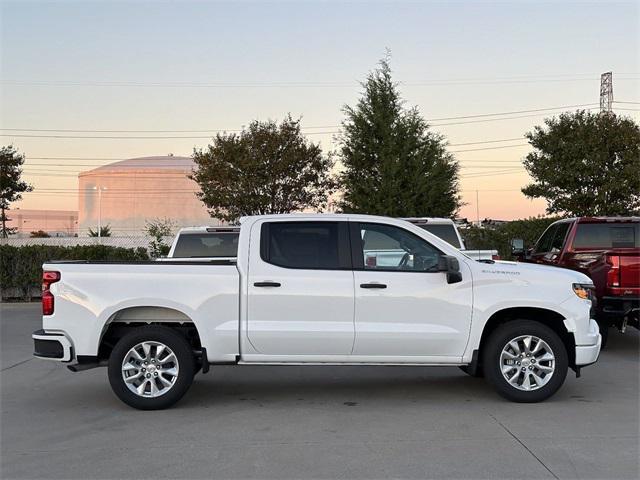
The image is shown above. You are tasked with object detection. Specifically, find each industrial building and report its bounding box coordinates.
[78,156,215,236]
[4,209,78,237]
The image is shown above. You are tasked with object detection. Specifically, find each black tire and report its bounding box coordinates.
[483,320,568,403]
[108,325,196,410]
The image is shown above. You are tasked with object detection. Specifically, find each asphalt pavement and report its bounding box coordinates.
[1,302,638,479]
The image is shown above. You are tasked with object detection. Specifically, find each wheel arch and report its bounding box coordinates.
[98,306,203,362]
[476,307,576,370]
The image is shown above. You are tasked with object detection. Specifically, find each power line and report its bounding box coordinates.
[3,74,639,88]
[22,156,525,163]
[0,103,599,135]
[0,125,338,134]
[0,131,340,139]
[22,162,524,169]
[428,104,596,121]
[451,143,529,153]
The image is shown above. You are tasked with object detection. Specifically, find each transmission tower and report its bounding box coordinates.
[600,72,613,113]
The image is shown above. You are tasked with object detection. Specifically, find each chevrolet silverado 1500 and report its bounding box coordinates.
[33,214,601,409]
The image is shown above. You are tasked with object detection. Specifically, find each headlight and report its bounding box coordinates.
[573,283,595,300]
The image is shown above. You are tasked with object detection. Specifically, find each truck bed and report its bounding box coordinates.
[42,261,241,362]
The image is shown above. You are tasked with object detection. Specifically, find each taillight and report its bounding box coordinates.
[491,254,501,261]
[606,255,621,287]
[42,271,60,316]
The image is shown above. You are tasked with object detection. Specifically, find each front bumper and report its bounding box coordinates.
[574,319,602,366]
[32,329,74,362]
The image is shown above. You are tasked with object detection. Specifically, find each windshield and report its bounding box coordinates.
[416,224,462,248]
[172,232,239,258]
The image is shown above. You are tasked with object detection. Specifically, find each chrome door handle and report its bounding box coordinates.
[254,281,281,287]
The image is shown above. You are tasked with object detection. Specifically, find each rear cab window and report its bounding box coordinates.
[172,232,239,258]
[415,224,462,249]
[573,223,639,249]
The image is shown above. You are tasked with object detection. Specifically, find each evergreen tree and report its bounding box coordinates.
[338,57,461,217]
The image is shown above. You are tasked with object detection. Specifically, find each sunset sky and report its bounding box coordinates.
[1,0,638,221]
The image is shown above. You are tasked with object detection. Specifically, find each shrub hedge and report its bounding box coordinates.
[461,217,560,259]
[0,244,149,300]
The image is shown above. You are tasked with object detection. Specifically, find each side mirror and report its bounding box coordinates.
[438,255,463,284]
[511,238,526,260]
[511,238,524,253]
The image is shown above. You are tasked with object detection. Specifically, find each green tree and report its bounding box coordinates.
[145,217,176,258]
[88,225,111,237]
[191,116,335,223]
[0,146,33,237]
[522,110,640,216]
[338,57,461,217]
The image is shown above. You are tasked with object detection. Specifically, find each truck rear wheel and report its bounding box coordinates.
[108,326,195,410]
[483,320,568,403]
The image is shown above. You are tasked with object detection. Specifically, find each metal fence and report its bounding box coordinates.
[0,235,175,250]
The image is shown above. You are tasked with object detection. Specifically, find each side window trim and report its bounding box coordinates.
[350,221,444,273]
[259,221,352,271]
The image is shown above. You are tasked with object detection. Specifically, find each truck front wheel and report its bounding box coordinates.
[108,326,195,410]
[483,320,568,403]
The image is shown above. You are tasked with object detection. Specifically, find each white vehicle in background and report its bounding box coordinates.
[404,218,500,261]
[164,219,498,262]
[161,226,239,261]
[34,214,600,410]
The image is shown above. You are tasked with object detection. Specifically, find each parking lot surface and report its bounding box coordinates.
[1,302,638,479]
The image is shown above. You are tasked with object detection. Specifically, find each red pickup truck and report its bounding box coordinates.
[513,217,640,344]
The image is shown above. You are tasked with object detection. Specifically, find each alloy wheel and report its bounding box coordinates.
[499,335,555,391]
[121,341,180,398]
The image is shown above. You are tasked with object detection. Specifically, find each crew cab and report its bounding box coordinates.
[513,217,639,343]
[33,214,601,410]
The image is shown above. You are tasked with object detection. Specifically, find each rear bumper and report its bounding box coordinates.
[599,296,640,318]
[32,329,74,362]
[574,319,602,366]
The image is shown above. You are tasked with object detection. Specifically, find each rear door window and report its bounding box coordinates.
[260,221,351,270]
[173,232,239,257]
[573,223,639,249]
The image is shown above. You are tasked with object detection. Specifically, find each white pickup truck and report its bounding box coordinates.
[33,214,601,410]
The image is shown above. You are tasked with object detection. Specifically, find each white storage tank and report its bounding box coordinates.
[78,156,215,236]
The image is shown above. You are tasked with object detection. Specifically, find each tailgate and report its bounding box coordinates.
[619,253,640,288]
